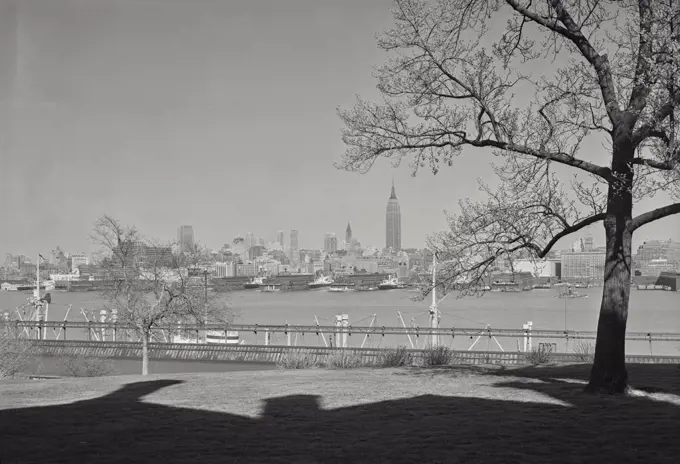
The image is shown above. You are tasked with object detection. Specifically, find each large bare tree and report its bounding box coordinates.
[91,215,233,375]
[337,0,680,393]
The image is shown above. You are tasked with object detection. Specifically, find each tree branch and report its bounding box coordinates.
[630,202,680,231]
[530,212,606,258]
[627,0,654,115]
[372,135,611,179]
[632,93,680,146]
[504,0,622,124]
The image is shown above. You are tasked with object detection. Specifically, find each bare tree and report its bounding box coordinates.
[91,215,233,375]
[337,0,680,393]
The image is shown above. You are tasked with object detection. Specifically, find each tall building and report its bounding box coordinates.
[583,236,594,252]
[277,230,285,249]
[324,233,338,253]
[385,180,402,251]
[177,225,194,253]
[245,232,255,249]
[289,230,299,264]
[345,222,352,243]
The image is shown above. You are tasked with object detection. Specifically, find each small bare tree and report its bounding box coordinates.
[337,0,680,393]
[91,215,233,375]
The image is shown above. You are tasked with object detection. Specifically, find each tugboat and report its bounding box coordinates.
[244,276,264,289]
[378,275,401,290]
[260,282,281,293]
[308,275,334,289]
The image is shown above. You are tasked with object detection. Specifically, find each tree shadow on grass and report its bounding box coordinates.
[1,371,680,464]
[397,363,680,394]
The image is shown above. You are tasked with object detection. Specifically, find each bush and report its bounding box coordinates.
[572,341,595,362]
[0,335,37,379]
[326,349,365,369]
[276,351,322,369]
[422,345,454,367]
[377,346,413,367]
[56,354,115,377]
[526,346,554,365]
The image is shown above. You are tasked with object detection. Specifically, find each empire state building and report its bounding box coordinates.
[385,180,402,250]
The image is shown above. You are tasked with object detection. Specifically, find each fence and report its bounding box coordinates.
[4,320,680,356]
[25,340,680,366]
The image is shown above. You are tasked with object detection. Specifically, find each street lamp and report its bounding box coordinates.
[203,269,209,343]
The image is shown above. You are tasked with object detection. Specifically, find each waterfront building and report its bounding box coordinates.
[560,251,606,282]
[213,261,236,278]
[509,258,556,278]
[385,180,402,251]
[634,239,680,275]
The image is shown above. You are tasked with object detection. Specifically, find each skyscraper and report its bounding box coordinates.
[177,225,194,253]
[345,222,352,243]
[289,230,299,264]
[277,230,285,249]
[324,233,338,253]
[245,232,255,249]
[385,180,402,251]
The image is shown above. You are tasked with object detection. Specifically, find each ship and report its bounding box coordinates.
[328,282,356,292]
[259,283,281,293]
[378,275,401,290]
[244,276,264,289]
[308,275,334,289]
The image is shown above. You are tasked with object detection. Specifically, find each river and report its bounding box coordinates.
[2,287,679,355]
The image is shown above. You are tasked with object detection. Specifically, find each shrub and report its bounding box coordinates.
[56,354,115,377]
[526,346,554,365]
[572,341,595,363]
[377,346,413,367]
[326,349,365,369]
[422,345,454,367]
[276,351,322,369]
[0,335,37,379]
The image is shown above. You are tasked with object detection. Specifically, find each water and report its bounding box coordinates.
[2,288,679,354]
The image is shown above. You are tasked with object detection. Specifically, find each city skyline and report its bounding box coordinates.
[2,0,680,259]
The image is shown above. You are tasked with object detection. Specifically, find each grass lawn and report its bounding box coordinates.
[1,363,679,463]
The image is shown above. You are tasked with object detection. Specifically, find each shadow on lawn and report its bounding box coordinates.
[1,366,680,464]
[398,363,680,395]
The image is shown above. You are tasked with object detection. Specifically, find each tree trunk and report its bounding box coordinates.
[141,330,150,376]
[586,139,634,394]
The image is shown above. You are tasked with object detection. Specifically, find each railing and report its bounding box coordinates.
[5,320,680,341]
[3,320,680,356]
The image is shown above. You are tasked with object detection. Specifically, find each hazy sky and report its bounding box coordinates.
[1,0,679,258]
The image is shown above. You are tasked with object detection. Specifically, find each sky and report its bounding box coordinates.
[1,0,679,258]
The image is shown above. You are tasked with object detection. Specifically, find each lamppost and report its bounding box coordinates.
[203,269,209,343]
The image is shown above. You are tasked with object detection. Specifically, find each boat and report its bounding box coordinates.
[328,283,356,292]
[244,277,264,289]
[259,283,281,293]
[555,285,588,299]
[378,275,401,290]
[532,283,552,289]
[356,285,378,291]
[308,275,334,289]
